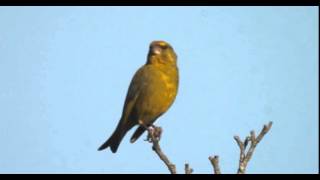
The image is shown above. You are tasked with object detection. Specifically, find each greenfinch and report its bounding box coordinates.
[98,40,179,153]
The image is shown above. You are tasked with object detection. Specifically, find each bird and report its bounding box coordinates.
[98,40,179,153]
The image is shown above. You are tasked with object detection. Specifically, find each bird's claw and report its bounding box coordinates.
[145,125,162,142]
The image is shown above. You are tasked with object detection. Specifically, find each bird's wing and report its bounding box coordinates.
[120,66,148,122]
[120,65,167,126]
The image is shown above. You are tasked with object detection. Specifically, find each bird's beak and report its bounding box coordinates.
[151,46,162,55]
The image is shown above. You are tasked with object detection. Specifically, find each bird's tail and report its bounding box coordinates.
[130,126,147,143]
[98,121,127,153]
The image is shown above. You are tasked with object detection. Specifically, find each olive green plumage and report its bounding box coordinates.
[98,41,179,153]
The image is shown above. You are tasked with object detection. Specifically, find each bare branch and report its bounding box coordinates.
[250,131,256,142]
[209,155,221,174]
[208,121,273,174]
[235,121,273,174]
[145,122,272,174]
[146,126,177,174]
[234,136,245,162]
[185,163,194,174]
[255,121,273,144]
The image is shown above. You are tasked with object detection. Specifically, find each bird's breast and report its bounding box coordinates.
[132,65,178,122]
[156,67,179,111]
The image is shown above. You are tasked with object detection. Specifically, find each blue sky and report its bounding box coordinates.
[0,6,318,174]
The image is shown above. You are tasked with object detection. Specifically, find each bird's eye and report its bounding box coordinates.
[161,45,168,49]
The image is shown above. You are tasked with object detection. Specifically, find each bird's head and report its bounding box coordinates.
[147,40,177,66]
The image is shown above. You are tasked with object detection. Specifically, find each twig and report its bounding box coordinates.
[185,163,193,174]
[234,121,273,174]
[145,122,272,174]
[209,155,221,174]
[208,121,273,174]
[146,126,177,174]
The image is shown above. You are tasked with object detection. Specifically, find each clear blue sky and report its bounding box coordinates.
[0,6,318,174]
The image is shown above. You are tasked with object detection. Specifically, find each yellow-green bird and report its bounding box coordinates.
[98,40,179,153]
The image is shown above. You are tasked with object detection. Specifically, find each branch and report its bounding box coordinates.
[145,122,272,174]
[146,126,177,174]
[208,121,273,174]
[184,163,194,174]
[208,155,221,174]
[234,121,273,174]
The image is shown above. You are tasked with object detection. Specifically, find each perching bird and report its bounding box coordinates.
[98,40,179,153]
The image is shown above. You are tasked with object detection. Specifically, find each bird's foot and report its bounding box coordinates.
[146,125,162,142]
